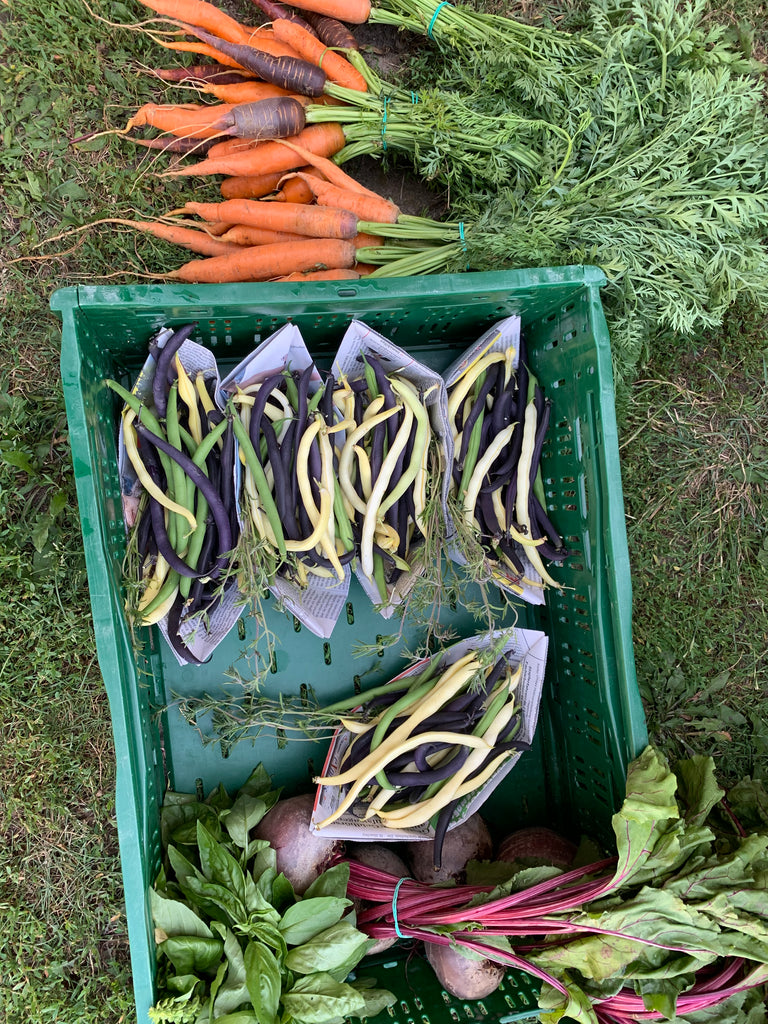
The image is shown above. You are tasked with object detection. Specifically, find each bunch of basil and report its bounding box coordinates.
[148,765,395,1024]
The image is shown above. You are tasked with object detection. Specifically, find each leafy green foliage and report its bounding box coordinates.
[149,771,393,1023]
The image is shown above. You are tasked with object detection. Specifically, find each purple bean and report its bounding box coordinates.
[135,419,232,574]
[433,799,459,871]
[249,372,285,464]
[142,445,205,579]
[457,364,500,470]
[263,418,300,541]
[152,323,196,418]
[167,593,206,665]
[385,746,471,787]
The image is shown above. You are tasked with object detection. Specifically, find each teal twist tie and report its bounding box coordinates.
[410,91,419,104]
[381,95,390,152]
[392,876,413,939]
[428,0,452,37]
[459,221,469,269]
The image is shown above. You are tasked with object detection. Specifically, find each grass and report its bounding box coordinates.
[1,0,767,1021]
[622,306,768,782]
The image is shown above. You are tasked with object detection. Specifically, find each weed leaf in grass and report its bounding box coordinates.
[278,897,351,945]
[281,973,367,1023]
[244,941,282,1024]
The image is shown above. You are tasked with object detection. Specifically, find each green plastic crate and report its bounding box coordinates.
[52,266,647,1024]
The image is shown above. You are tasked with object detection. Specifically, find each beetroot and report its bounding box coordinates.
[407,813,492,884]
[426,942,505,999]
[497,827,577,869]
[253,793,342,894]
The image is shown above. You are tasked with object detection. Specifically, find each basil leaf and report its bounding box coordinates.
[251,844,277,879]
[279,898,350,945]
[159,935,224,976]
[179,874,247,927]
[150,888,213,940]
[284,920,371,976]
[209,959,228,1012]
[211,923,250,1016]
[167,845,199,890]
[271,873,296,913]
[209,1013,259,1023]
[257,866,278,903]
[303,862,350,901]
[197,821,247,904]
[244,941,281,1024]
[348,980,398,1018]
[163,801,222,847]
[247,921,287,963]
[237,764,274,799]
[222,794,269,851]
[281,973,366,1023]
[205,781,233,811]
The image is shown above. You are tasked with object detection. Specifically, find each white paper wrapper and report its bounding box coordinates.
[117,327,245,666]
[310,626,547,841]
[220,323,350,639]
[332,320,451,619]
[441,316,547,607]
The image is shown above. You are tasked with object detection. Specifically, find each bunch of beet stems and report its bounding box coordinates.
[104,325,239,665]
[313,648,529,860]
[592,959,768,1022]
[344,861,765,1015]
[447,336,568,592]
[337,354,436,600]
[226,367,356,586]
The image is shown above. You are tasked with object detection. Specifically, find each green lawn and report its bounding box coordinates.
[1,0,767,1021]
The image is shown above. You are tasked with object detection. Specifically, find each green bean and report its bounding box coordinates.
[283,369,299,411]
[179,417,230,601]
[105,378,174,483]
[166,384,192,555]
[229,405,287,561]
[379,378,431,517]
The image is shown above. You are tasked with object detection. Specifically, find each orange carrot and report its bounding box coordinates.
[167,238,356,282]
[218,224,312,245]
[290,172,401,222]
[135,0,251,44]
[271,19,367,91]
[155,39,249,70]
[354,263,376,275]
[274,268,360,280]
[280,0,371,26]
[221,164,322,199]
[126,102,236,139]
[221,171,286,199]
[272,137,381,198]
[275,175,315,204]
[184,198,358,238]
[98,218,242,256]
[163,122,346,177]
[198,81,301,104]
[354,231,384,249]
